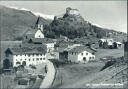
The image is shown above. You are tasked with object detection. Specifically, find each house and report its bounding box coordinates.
[113,42,122,48]
[68,46,95,63]
[99,38,122,49]
[4,44,47,67]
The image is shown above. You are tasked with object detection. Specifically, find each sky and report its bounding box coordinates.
[0,1,127,33]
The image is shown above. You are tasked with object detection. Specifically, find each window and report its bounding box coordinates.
[37,58,39,61]
[40,58,42,60]
[81,53,83,56]
[29,59,30,61]
[28,54,30,57]
[92,52,95,55]
[43,58,45,60]
[25,59,26,60]
[83,57,86,62]
[89,57,91,59]
[33,59,34,61]
[86,53,88,55]
[20,59,22,61]
[72,52,74,55]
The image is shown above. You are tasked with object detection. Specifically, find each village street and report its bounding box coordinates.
[39,59,56,88]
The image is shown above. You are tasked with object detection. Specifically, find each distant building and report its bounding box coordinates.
[68,46,95,63]
[99,38,122,49]
[66,7,80,16]
[113,42,122,48]
[35,25,44,38]
[4,44,47,67]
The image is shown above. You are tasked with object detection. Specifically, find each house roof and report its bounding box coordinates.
[32,38,55,44]
[116,42,122,44]
[6,43,47,55]
[68,46,95,53]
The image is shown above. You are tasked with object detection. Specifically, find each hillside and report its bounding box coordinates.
[0,6,126,41]
[0,5,51,41]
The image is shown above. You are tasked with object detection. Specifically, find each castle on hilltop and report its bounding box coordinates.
[54,7,81,20]
[66,7,80,16]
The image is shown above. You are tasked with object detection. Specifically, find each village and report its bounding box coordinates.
[0,7,128,89]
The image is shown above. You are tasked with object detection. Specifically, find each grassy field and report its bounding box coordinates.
[95,47,124,60]
[51,61,105,88]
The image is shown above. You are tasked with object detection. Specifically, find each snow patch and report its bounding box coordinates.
[6,6,55,20]
[33,12,55,20]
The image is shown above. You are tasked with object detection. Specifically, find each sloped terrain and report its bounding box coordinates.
[51,56,127,88]
[0,5,51,41]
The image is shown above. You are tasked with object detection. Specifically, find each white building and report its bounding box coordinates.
[115,42,122,48]
[4,44,47,67]
[68,46,95,63]
[34,25,44,38]
[99,38,113,43]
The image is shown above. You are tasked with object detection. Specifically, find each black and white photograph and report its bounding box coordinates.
[0,0,127,89]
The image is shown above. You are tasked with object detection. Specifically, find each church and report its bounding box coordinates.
[23,16,45,43]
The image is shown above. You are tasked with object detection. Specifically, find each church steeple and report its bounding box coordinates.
[34,16,44,32]
[34,16,40,29]
[34,16,44,38]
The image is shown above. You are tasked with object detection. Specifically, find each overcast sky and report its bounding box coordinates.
[0,1,127,33]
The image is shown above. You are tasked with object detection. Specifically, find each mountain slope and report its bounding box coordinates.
[0,5,51,41]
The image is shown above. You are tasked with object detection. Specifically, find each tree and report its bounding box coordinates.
[3,59,10,69]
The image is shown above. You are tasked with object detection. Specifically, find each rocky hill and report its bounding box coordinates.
[0,5,51,41]
[45,7,126,40]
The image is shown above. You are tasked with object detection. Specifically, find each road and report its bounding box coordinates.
[39,59,56,88]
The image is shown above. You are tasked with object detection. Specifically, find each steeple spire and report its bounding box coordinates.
[34,16,40,29]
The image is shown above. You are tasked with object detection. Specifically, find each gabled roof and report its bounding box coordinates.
[6,43,47,55]
[32,38,55,44]
[68,46,95,53]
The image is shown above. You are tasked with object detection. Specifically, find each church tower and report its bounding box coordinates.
[34,16,44,38]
